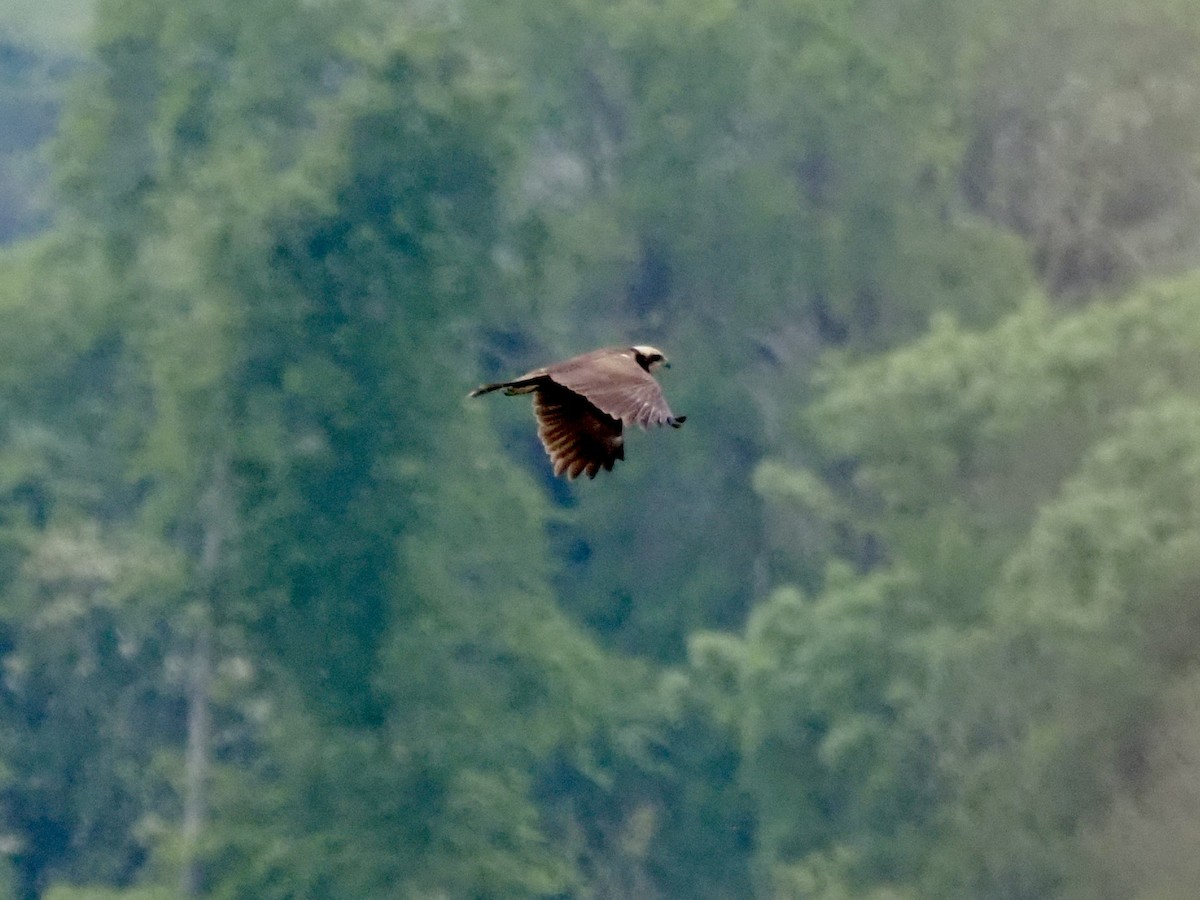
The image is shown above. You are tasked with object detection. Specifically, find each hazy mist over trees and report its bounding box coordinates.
[4,0,1200,896]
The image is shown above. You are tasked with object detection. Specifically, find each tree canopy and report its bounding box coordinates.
[5,0,1200,896]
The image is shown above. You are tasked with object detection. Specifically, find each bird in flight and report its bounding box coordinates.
[470,345,686,479]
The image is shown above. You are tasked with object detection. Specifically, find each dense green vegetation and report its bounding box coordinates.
[4,0,1200,896]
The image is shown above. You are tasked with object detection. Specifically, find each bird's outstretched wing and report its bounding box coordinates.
[534,382,625,479]
[547,350,680,429]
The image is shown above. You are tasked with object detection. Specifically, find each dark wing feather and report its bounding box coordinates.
[534,383,624,479]
[546,349,678,428]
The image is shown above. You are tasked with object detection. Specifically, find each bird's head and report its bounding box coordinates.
[632,345,670,371]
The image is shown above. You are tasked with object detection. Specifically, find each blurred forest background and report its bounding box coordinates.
[5,0,1200,896]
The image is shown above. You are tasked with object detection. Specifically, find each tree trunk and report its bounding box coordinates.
[180,619,211,896]
[181,457,228,896]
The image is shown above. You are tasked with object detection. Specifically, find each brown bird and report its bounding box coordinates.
[470,345,686,479]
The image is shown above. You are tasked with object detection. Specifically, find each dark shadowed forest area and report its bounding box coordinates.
[5,0,1200,896]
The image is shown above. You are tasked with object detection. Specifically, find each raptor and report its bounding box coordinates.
[470,345,686,478]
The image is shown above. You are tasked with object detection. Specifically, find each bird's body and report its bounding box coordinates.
[470,345,685,478]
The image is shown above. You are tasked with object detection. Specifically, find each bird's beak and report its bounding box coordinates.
[662,360,671,369]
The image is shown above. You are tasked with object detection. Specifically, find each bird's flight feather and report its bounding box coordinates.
[534,382,624,478]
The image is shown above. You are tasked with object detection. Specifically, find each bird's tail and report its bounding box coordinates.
[468,382,507,398]
[468,377,541,398]
[669,415,687,428]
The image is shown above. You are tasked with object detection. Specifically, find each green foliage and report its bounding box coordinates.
[0,37,72,242]
[1067,671,1200,900]
[196,712,579,898]
[455,0,1038,672]
[704,567,934,892]
[963,0,1200,296]
[5,0,619,894]
[7,0,1200,894]
[0,523,185,895]
[45,888,172,900]
[749,275,1200,895]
